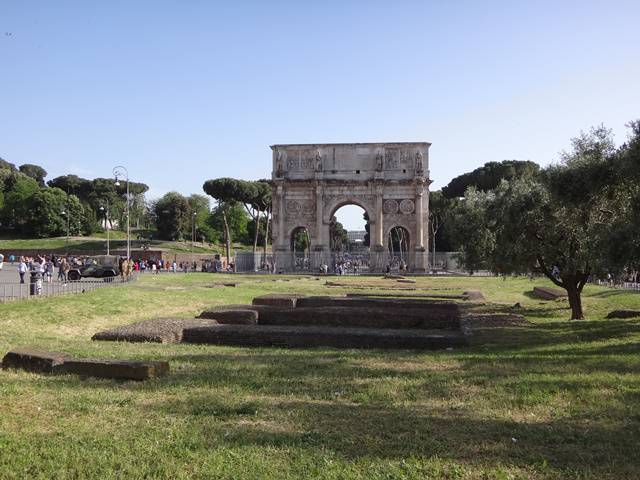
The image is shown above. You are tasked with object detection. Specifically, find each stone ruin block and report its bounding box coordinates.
[197,306,258,325]
[463,290,486,301]
[532,286,567,300]
[2,348,70,374]
[2,348,169,380]
[59,358,169,381]
[251,294,304,308]
[253,303,460,330]
[182,324,467,350]
[605,310,640,319]
[92,318,220,344]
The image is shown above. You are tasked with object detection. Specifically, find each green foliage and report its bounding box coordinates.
[203,178,269,258]
[388,226,409,257]
[0,157,17,171]
[187,194,215,242]
[442,159,540,198]
[429,190,455,252]
[203,177,253,204]
[207,202,249,244]
[47,174,92,195]
[329,216,348,252]
[18,163,48,186]
[1,174,40,232]
[449,126,626,319]
[153,192,191,241]
[448,188,496,272]
[594,121,640,271]
[291,227,310,252]
[247,215,271,246]
[23,188,85,237]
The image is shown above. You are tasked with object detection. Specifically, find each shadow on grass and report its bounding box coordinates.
[468,319,640,352]
[10,321,637,477]
[583,289,639,299]
[153,391,639,475]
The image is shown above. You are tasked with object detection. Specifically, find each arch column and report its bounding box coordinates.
[413,181,428,272]
[313,183,330,269]
[369,184,385,272]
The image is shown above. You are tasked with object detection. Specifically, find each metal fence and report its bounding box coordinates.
[594,279,640,291]
[0,275,136,303]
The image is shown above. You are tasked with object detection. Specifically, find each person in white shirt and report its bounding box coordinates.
[0,253,4,271]
[18,257,27,284]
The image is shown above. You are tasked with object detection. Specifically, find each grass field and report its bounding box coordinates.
[0,274,639,479]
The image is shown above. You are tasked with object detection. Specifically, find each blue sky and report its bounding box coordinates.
[1,1,639,229]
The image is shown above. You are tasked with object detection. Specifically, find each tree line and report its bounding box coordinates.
[0,160,149,237]
[429,120,640,320]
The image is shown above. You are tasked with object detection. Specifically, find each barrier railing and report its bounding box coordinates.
[595,279,640,291]
[0,275,136,303]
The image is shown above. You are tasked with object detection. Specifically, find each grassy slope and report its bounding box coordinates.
[0,235,223,254]
[0,275,639,479]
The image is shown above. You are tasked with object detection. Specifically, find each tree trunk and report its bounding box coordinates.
[431,222,436,271]
[253,207,261,255]
[564,277,584,320]
[263,208,270,265]
[536,256,588,320]
[222,210,231,267]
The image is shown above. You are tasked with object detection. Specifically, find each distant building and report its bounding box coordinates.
[347,230,366,243]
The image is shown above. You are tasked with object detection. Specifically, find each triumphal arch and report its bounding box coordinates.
[271,142,431,272]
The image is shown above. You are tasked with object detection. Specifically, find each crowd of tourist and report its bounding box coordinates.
[9,254,73,284]
[0,253,235,284]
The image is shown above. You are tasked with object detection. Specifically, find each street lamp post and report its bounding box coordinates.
[60,210,69,246]
[99,203,110,255]
[113,166,130,260]
[191,212,197,269]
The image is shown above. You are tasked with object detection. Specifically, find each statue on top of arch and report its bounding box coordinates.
[415,151,424,176]
[376,151,383,172]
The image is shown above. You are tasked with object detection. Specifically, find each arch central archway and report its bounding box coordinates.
[329,203,371,274]
[270,142,431,273]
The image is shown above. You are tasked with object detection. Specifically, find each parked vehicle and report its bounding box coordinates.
[67,255,120,281]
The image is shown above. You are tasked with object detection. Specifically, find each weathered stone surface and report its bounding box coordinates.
[59,358,169,380]
[2,348,70,373]
[182,324,466,350]
[347,292,461,300]
[253,303,460,330]
[326,281,420,291]
[270,142,430,273]
[532,286,567,300]
[2,348,169,380]
[463,290,486,301]
[197,307,258,325]
[92,318,220,343]
[252,294,304,308]
[297,295,460,312]
[606,310,640,319]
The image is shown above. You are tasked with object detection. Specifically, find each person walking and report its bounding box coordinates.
[44,258,54,283]
[18,257,27,284]
[57,258,68,283]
